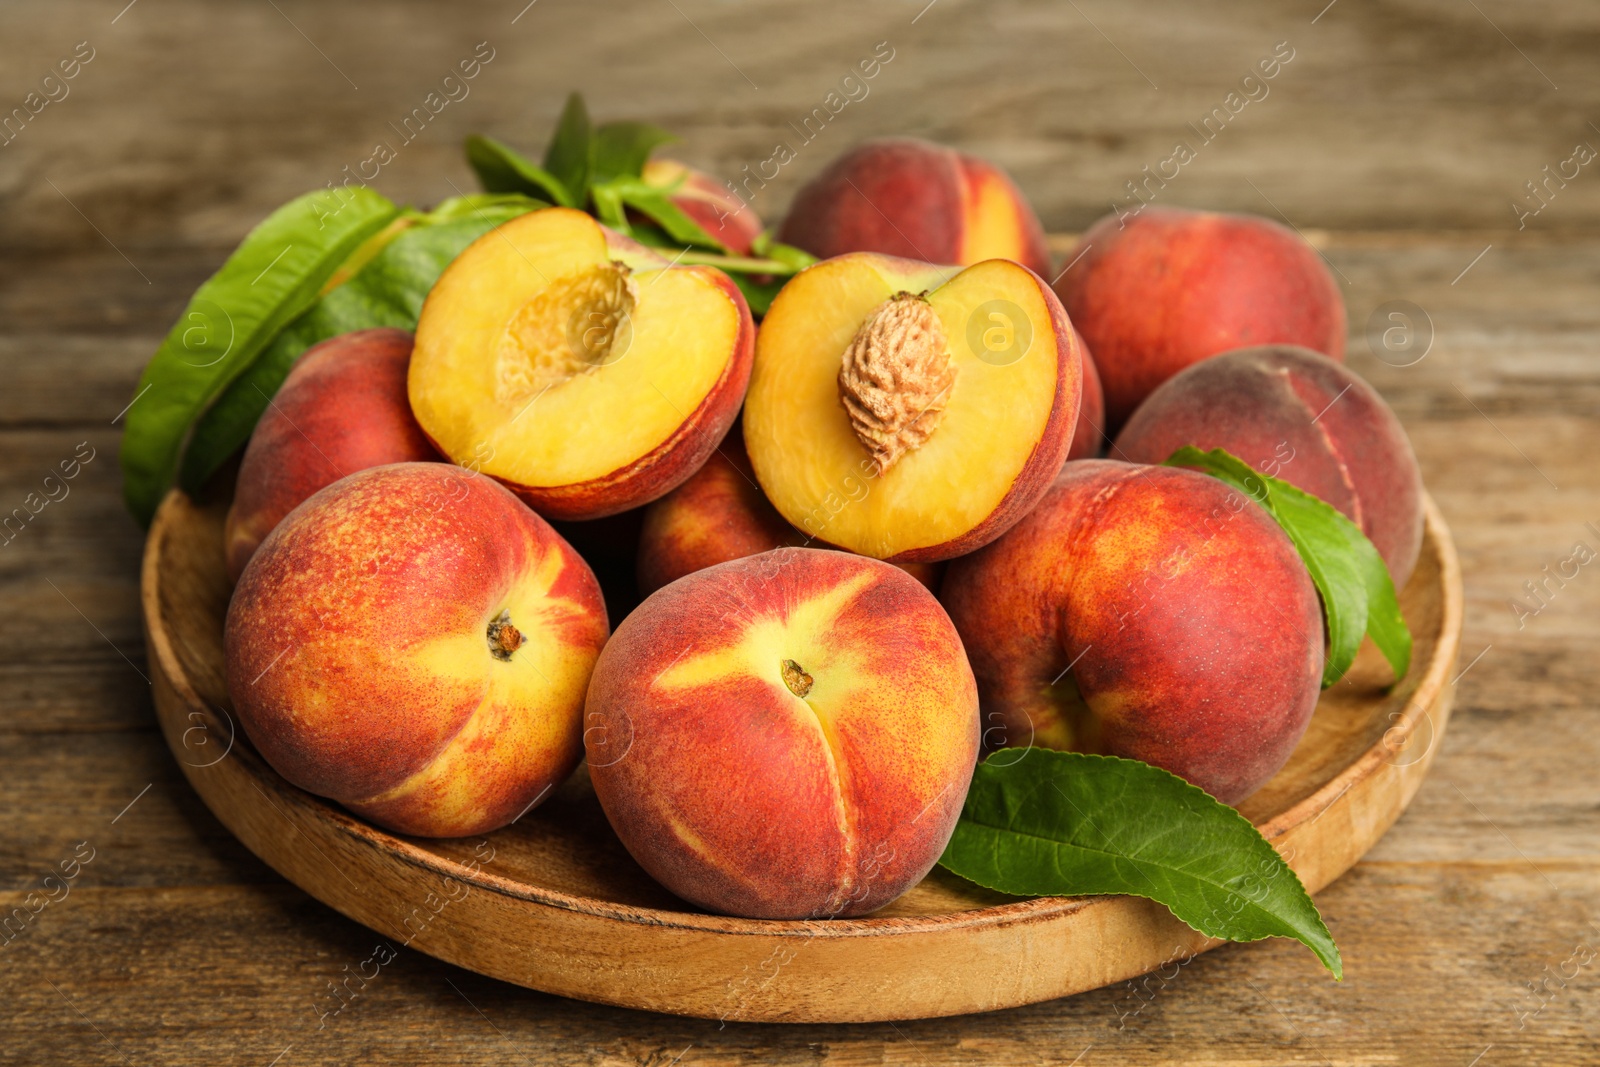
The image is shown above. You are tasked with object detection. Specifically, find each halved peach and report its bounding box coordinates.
[743,253,1082,562]
[408,207,755,521]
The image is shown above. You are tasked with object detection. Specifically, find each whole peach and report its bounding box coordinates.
[941,460,1324,805]
[1114,344,1424,588]
[779,138,1051,277]
[637,437,800,595]
[585,548,979,919]
[1054,206,1346,428]
[636,436,943,597]
[226,463,609,837]
[224,328,436,581]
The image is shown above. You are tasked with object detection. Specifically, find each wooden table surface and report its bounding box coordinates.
[3,2,1597,1064]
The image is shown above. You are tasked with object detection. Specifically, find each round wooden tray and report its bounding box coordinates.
[142,488,1461,1023]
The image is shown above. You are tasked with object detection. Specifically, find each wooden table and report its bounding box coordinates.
[3,2,1597,1063]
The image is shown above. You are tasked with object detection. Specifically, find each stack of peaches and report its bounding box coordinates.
[224,138,1422,921]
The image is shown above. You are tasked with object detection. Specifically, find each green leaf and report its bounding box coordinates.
[177,200,542,492]
[423,191,549,223]
[1360,550,1413,682]
[590,120,677,184]
[465,134,574,207]
[458,97,812,320]
[1164,446,1412,686]
[749,231,818,272]
[119,187,401,526]
[940,750,1342,978]
[541,92,591,207]
[588,182,631,233]
[600,178,726,250]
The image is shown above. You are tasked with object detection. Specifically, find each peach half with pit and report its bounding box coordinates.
[226,462,609,838]
[584,547,979,919]
[742,252,1082,562]
[407,207,755,521]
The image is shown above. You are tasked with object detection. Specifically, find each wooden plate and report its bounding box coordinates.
[141,488,1461,1023]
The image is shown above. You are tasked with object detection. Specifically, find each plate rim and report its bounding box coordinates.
[141,490,1462,939]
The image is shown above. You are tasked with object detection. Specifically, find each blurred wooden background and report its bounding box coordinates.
[2,1,1599,1064]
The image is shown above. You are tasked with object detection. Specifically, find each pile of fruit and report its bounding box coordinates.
[121,97,1424,972]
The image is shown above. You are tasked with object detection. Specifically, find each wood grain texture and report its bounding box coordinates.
[3,0,1600,258]
[2,0,1599,1061]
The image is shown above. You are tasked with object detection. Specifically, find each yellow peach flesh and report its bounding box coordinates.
[410,208,742,488]
[745,256,1061,558]
[959,172,1030,265]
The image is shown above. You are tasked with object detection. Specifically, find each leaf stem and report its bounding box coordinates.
[670,251,800,274]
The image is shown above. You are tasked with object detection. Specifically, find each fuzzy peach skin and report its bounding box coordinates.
[637,436,801,595]
[941,460,1324,805]
[224,328,436,582]
[408,208,756,522]
[1067,333,1107,461]
[744,252,1082,563]
[642,159,764,256]
[1114,344,1424,588]
[637,433,942,596]
[779,138,1052,277]
[585,548,979,919]
[226,462,609,838]
[1054,206,1346,429]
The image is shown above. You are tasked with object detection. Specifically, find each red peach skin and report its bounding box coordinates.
[1068,337,1107,461]
[1114,344,1424,588]
[227,463,609,838]
[941,460,1324,805]
[637,437,803,596]
[779,138,1052,277]
[586,548,979,919]
[1055,206,1346,429]
[224,328,436,581]
[636,434,943,595]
